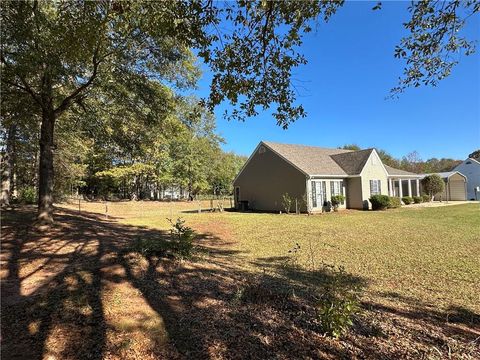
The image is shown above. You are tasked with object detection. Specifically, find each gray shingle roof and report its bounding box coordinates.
[262,141,423,177]
[384,165,419,176]
[331,149,374,175]
[419,171,466,179]
[262,141,352,175]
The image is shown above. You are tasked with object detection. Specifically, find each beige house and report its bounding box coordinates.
[233,141,423,211]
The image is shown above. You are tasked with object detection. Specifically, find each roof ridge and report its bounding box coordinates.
[261,140,354,153]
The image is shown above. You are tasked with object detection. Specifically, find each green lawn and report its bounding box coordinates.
[60,201,480,313]
[5,201,478,358]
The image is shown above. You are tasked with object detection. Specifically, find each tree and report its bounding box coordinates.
[339,144,361,151]
[400,151,423,173]
[376,149,400,169]
[2,0,478,223]
[390,0,479,96]
[421,174,445,199]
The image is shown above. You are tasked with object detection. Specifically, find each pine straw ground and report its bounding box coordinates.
[1,202,479,360]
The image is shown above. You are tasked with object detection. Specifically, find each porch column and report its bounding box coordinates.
[416,179,420,196]
[407,179,412,197]
[398,179,403,198]
[388,178,393,196]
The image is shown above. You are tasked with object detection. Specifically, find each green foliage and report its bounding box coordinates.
[402,196,413,205]
[421,174,445,198]
[167,217,196,259]
[317,265,360,339]
[339,144,361,151]
[413,196,423,204]
[331,195,345,211]
[281,193,294,214]
[369,195,390,210]
[388,196,402,209]
[133,217,195,259]
[422,194,431,203]
[391,1,478,96]
[18,186,37,204]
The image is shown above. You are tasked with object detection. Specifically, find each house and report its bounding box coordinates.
[453,158,480,200]
[419,172,467,201]
[233,141,423,211]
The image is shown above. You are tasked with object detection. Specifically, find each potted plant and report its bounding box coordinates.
[331,195,345,212]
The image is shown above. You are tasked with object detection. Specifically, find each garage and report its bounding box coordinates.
[425,172,467,201]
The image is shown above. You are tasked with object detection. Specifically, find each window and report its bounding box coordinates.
[330,180,344,204]
[311,181,326,208]
[370,180,381,196]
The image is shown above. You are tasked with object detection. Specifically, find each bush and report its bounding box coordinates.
[413,196,423,204]
[133,217,195,259]
[168,218,195,259]
[317,265,360,339]
[402,196,413,205]
[331,195,345,211]
[421,174,445,198]
[422,194,431,203]
[281,193,293,214]
[388,196,401,208]
[18,187,37,204]
[369,195,390,210]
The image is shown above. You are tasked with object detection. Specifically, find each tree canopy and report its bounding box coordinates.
[1,0,478,223]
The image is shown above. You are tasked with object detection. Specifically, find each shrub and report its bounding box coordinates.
[388,196,401,208]
[421,174,445,199]
[18,187,37,204]
[402,196,413,205]
[317,265,360,339]
[422,194,431,203]
[133,217,195,259]
[369,195,390,210]
[413,196,423,204]
[331,195,345,212]
[281,193,293,214]
[168,217,195,259]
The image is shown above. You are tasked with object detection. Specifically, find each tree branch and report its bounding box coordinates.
[53,47,101,116]
[1,55,43,107]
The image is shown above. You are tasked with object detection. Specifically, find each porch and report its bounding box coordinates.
[388,177,422,198]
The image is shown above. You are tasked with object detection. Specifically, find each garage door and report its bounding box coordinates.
[448,179,466,200]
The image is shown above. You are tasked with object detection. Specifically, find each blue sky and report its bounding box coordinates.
[195,1,480,160]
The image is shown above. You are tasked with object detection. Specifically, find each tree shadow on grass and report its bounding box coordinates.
[2,207,479,359]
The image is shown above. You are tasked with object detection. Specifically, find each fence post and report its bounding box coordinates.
[295,198,298,214]
[105,201,108,219]
[78,197,81,213]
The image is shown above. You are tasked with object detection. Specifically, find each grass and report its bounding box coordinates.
[61,200,480,313]
[3,201,479,359]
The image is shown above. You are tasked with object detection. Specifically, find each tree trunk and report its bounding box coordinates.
[1,124,16,206]
[37,107,55,224]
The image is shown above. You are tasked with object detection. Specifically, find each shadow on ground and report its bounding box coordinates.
[1,207,479,359]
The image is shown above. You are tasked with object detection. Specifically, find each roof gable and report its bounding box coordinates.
[262,141,350,176]
[331,149,374,175]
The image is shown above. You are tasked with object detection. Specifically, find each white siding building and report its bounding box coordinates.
[454,158,480,200]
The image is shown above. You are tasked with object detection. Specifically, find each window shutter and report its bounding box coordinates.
[330,181,334,197]
[311,181,316,208]
[379,180,382,194]
[370,180,373,195]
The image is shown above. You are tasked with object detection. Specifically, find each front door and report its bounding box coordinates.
[311,181,326,209]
